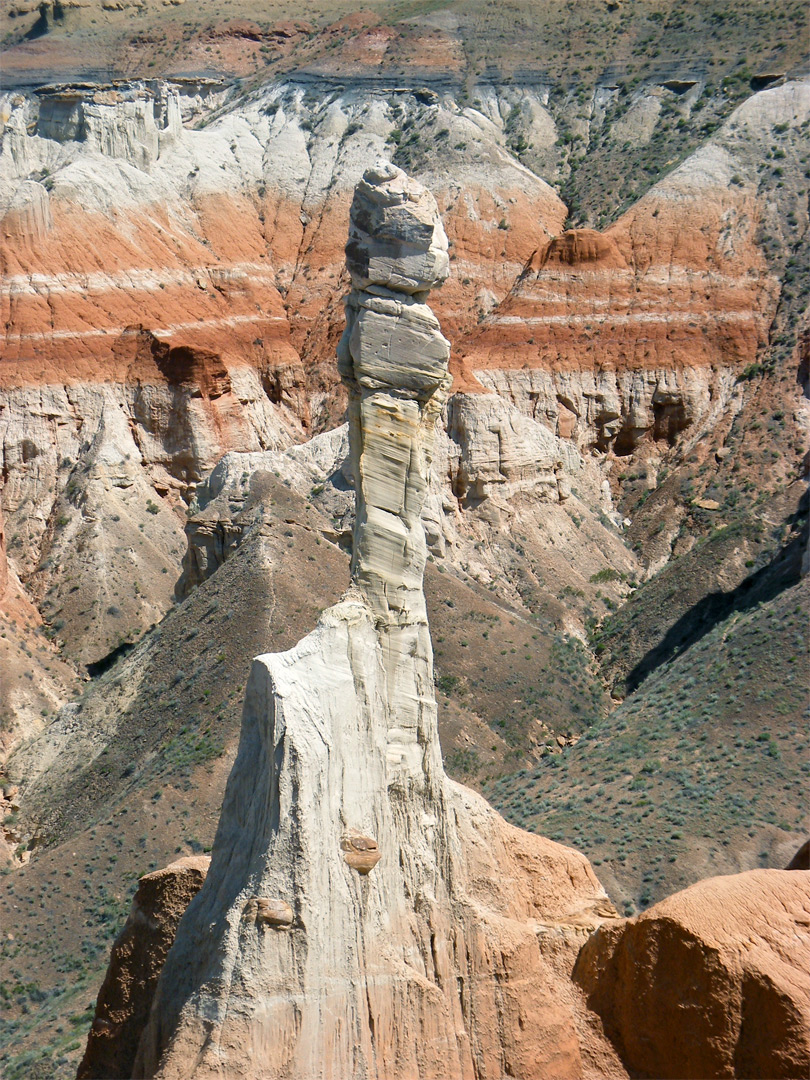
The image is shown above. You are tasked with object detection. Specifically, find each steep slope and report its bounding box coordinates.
[0,403,624,1077]
[486,572,810,912]
[0,478,349,1080]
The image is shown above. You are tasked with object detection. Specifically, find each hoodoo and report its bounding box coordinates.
[133,164,620,1080]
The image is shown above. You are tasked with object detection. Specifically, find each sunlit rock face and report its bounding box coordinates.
[133,165,622,1080]
[339,161,452,630]
[337,163,452,782]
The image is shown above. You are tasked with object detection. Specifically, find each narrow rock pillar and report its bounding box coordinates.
[338,162,452,783]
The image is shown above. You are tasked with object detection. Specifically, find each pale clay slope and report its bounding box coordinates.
[184,387,632,625]
[0,79,563,219]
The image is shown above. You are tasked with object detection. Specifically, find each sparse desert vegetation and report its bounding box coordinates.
[0,0,808,1074]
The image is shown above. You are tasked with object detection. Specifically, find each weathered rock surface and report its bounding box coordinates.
[177,374,624,624]
[0,365,299,684]
[133,166,622,1080]
[77,855,210,1080]
[445,391,580,506]
[2,75,806,707]
[338,160,452,634]
[574,869,810,1080]
[345,162,450,294]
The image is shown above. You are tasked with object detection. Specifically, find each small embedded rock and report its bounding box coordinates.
[243,896,294,927]
[341,832,381,875]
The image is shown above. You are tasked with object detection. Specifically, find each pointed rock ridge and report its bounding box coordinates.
[77,856,210,1080]
[134,163,620,1080]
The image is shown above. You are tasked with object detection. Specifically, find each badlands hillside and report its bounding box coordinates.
[0,2,809,1077]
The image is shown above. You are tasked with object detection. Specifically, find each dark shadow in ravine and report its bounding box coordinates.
[626,507,808,694]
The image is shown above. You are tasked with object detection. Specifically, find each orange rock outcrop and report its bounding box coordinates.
[574,869,810,1080]
[462,193,776,378]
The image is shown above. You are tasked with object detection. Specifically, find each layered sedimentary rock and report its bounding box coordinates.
[78,857,210,1080]
[3,80,804,650]
[3,80,806,687]
[0,78,560,393]
[574,869,810,1080]
[460,81,810,455]
[0,76,564,694]
[133,165,622,1080]
[464,203,769,453]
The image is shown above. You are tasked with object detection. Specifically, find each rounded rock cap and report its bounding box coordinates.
[346,160,449,294]
[362,160,401,186]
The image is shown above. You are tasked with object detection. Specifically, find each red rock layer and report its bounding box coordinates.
[461,188,779,376]
[1,195,299,384]
[1,180,562,410]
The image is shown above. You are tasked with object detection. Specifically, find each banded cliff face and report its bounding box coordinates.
[0,75,807,748]
[467,204,769,455]
[0,79,564,390]
[132,164,622,1080]
[1,75,804,490]
[462,81,810,456]
[0,77,564,693]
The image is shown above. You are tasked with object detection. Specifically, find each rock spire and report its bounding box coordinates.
[133,164,618,1080]
[338,161,452,786]
[339,160,452,628]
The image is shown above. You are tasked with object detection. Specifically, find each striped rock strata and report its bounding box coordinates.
[133,165,623,1080]
[461,81,810,456]
[0,77,562,693]
[2,81,805,694]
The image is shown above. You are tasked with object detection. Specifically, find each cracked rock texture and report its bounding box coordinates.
[132,165,623,1080]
